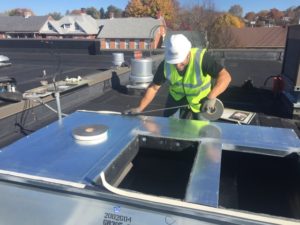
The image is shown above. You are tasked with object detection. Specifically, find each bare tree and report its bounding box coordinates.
[48,12,63,20]
[229,4,243,18]
[176,0,218,32]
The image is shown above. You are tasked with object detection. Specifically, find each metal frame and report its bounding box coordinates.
[0,111,299,224]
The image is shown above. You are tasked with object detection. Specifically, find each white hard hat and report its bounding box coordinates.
[165,34,191,64]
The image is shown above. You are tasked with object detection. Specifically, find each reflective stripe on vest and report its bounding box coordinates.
[171,82,211,97]
[164,48,212,112]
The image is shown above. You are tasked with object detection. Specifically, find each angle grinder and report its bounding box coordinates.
[200,98,224,121]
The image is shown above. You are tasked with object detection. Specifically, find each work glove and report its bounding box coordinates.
[201,97,217,112]
[123,107,141,115]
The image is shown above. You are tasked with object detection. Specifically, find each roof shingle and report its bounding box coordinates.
[0,16,49,32]
[230,27,288,48]
[97,17,164,39]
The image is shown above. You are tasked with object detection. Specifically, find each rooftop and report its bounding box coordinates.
[0,46,299,224]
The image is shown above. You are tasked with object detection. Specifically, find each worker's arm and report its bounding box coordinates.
[207,68,231,99]
[123,61,164,115]
[201,68,231,111]
[137,83,161,112]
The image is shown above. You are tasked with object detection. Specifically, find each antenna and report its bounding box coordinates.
[42,40,63,122]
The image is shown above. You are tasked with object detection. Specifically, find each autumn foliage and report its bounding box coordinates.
[125,0,177,25]
[208,13,245,48]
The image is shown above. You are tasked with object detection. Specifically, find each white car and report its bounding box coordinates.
[0,55,12,67]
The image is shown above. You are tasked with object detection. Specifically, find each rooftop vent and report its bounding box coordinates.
[112,53,124,67]
[128,57,153,90]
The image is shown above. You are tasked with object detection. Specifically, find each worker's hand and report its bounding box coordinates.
[201,98,216,112]
[123,107,141,115]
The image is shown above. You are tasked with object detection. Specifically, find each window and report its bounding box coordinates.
[134,40,139,49]
[144,39,151,49]
[124,39,129,49]
[115,39,120,49]
[62,24,71,29]
[105,39,110,49]
[48,23,54,31]
[75,23,81,31]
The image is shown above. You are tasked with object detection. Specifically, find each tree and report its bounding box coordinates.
[255,10,269,26]
[211,13,244,29]
[228,4,243,18]
[99,7,105,19]
[143,0,177,20]
[208,13,244,48]
[174,0,219,33]
[86,7,100,19]
[125,0,177,25]
[177,5,204,31]
[244,12,256,21]
[8,8,35,16]
[268,8,284,20]
[125,0,147,17]
[256,10,269,19]
[105,5,124,18]
[48,12,63,20]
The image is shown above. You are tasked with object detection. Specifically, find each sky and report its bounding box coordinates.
[0,0,299,16]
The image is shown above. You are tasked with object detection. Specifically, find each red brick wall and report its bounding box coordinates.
[139,39,144,49]
[110,39,115,49]
[120,39,125,49]
[99,37,159,50]
[100,39,105,49]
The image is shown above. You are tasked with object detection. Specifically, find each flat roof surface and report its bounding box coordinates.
[0,50,134,92]
[0,49,299,147]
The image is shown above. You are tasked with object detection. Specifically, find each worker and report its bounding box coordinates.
[124,34,231,120]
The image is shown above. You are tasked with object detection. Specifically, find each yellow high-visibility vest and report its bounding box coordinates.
[164,48,211,112]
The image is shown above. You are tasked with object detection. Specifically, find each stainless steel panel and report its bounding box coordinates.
[0,112,140,184]
[0,181,216,225]
[138,116,300,155]
[185,142,222,207]
[0,111,299,224]
[0,112,299,188]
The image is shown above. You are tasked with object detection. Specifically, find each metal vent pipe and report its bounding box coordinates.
[112,53,125,67]
[130,58,153,85]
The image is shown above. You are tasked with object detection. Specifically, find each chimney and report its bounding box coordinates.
[109,12,114,19]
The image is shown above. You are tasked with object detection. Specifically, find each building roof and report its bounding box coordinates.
[64,14,99,34]
[230,27,288,48]
[40,14,99,35]
[97,17,164,39]
[0,16,49,32]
